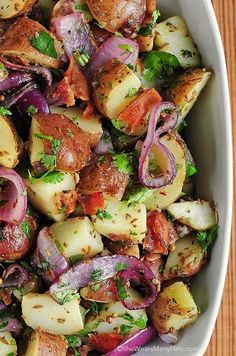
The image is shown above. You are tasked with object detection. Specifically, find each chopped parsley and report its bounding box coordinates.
[0,321,8,329]
[65,334,81,356]
[116,262,127,271]
[0,106,12,116]
[119,313,147,329]
[127,87,138,98]
[116,277,128,301]
[40,154,56,170]
[69,254,84,264]
[30,31,58,58]
[34,133,53,141]
[111,118,122,130]
[143,51,180,82]
[120,324,133,336]
[90,283,100,292]
[118,44,134,53]
[112,153,133,174]
[115,32,124,38]
[29,170,65,184]
[186,160,197,177]
[21,219,30,238]
[137,9,160,36]
[125,186,153,206]
[74,3,92,20]
[53,289,80,304]
[196,225,219,251]
[95,209,112,220]
[26,105,38,115]
[102,133,111,144]
[88,301,103,315]
[78,328,94,337]
[91,269,103,282]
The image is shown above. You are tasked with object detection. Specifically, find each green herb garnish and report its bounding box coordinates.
[112,153,133,174]
[116,277,128,301]
[91,269,103,282]
[95,209,112,220]
[119,324,133,336]
[0,106,12,116]
[186,160,197,177]
[116,262,127,271]
[127,87,138,98]
[143,51,180,82]
[69,254,84,264]
[26,105,38,115]
[196,225,219,251]
[118,44,134,53]
[30,31,58,58]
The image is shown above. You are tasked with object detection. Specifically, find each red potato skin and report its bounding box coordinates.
[88,333,123,353]
[143,211,177,255]
[34,113,91,173]
[90,24,111,47]
[78,154,129,200]
[82,278,118,302]
[79,192,105,215]
[0,210,38,261]
[87,0,146,36]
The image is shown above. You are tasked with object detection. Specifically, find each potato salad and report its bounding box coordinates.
[0,0,218,355]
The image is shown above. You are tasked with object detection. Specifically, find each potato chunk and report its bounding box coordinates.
[166,200,218,230]
[22,293,85,335]
[0,115,20,168]
[0,17,64,69]
[50,106,103,148]
[78,153,130,200]
[24,330,67,356]
[143,133,186,209]
[25,173,76,222]
[154,16,201,68]
[49,217,104,260]
[85,288,147,336]
[93,60,141,118]
[163,235,205,279]
[0,332,17,355]
[164,68,212,126]
[0,0,36,19]
[149,282,199,333]
[92,199,147,243]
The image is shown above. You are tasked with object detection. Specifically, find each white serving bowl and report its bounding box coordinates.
[138,0,233,355]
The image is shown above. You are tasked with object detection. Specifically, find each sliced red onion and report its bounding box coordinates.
[0,303,6,311]
[94,129,113,154]
[36,227,69,282]
[0,168,27,225]
[0,72,33,93]
[105,327,157,356]
[2,82,37,108]
[0,57,52,87]
[0,315,22,335]
[50,255,155,305]
[17,88,50,116]
[159,331,179,345]
[52,13,96,59]
[119,269,157,310]
[85,36,139,81]
[138,102,178,188]
[0,264,30,289]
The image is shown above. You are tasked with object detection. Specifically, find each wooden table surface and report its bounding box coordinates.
[206,1,236,355]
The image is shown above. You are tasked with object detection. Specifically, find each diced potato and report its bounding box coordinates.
[92,200,147,243]
[163,235,205,279]
[85,288,147,336]
[0,17,64,69]
[49,217,104,259]
[164,68,212,126]
[24,173,76,222]
[167,200,218,230]
[0,332,17,356]
[0,115,20,168]
[24,330,67,356]
[93,60,141,118]
[22,293,85,335]
[149,281,199,333]
[0,0,36,19]
[143,133,186,210]
[50,106,103,148]
[154,16,201,69]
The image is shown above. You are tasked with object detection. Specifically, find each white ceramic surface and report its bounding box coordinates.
[137,0,233,355]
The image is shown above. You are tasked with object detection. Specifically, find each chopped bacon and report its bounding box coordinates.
[83,278,118,302]
[88,333,123,353]
[143,211,177,255]
[79,192,104,215]
[65,56,90,101]
[54,190,78,215]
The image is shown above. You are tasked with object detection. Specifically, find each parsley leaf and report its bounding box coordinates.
[21,219,30,238]
[143,51,180,82]
[113,153,133,174]
[116,277,128,301]
[69,254,84,264]
[78,328,94,337]
[186,160,197,177]
[120,324,133,336]
[30,31,58,58]
[116,262,127,271]
[34,133,53,141]
[51,139,61,155]
[91,269,103,282]
[118,44,134,53]
[40,154,56,170]
[90,283,100,292]
[53,289,80,304]
[0,321,8,329]
[73,50,90,67]
[0,106,12,116]
[137,9,160,36]
[127,87,138,98]
[95,209,112,220]
[74,2,92,20]
[26,105,38,115]
[42,171,65,184]
[111,118,122,130]
[196,225,219,251]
